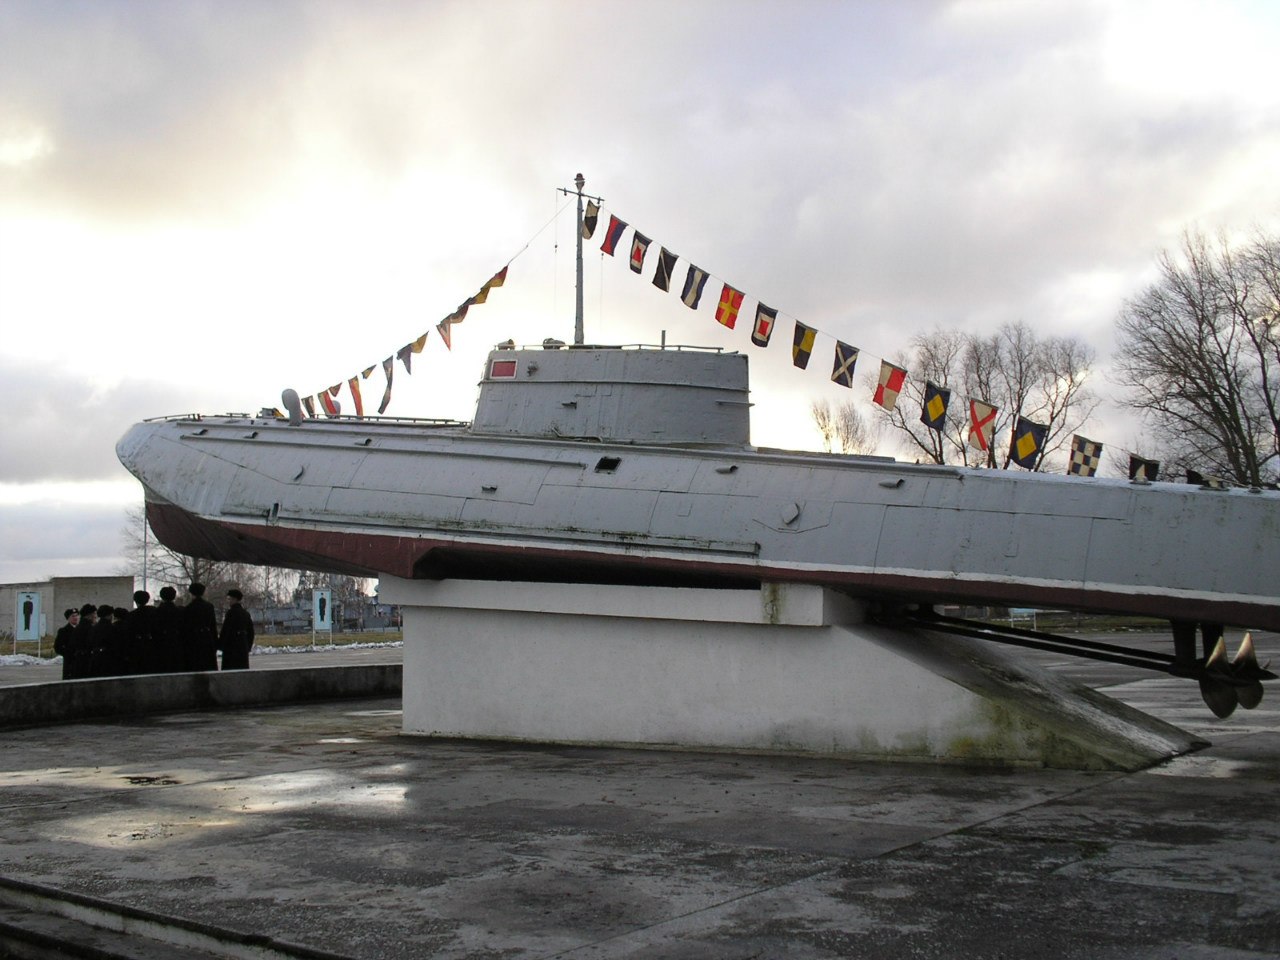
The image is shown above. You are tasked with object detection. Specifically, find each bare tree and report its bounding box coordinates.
[1115,231,1280,486]
[294,570,374,627]
[870,330,969,465]
[119,505,299,607]
[1038,335,1098,466]
[810,399,877,454]
[120,504,230,592]
[872,323,1097,469]
[811,399,838,452]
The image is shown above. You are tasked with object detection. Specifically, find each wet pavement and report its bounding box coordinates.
[1,634,1278,958]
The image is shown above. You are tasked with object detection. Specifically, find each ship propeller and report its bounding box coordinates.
[1197,633,1275,718]
[1232,633,1270,710]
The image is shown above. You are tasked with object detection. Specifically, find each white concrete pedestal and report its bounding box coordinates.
[379,578,1199,770]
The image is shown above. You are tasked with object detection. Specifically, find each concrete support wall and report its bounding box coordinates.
[381,578,1200,770]
[0,665,401,729]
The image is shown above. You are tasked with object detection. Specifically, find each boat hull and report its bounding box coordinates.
[120,413,1280,630]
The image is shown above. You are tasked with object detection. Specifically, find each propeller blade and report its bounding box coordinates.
[1199,674,1239,719]
[1205,636,1229,673]
[1228,632,1277,681]
[1238,681,1265,710]
[1232,632,1258,671]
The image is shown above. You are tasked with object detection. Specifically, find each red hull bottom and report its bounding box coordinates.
[146,501,1280,631]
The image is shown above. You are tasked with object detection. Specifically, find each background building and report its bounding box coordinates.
[1,576,135,644]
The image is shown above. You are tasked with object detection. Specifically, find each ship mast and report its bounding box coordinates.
[559,173,604,346]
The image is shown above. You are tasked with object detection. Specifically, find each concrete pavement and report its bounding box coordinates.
[1,634,1278,958]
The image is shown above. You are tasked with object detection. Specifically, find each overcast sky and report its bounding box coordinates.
[2,0,1279,585]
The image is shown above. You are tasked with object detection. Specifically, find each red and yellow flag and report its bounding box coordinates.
[715,284,744,329]
[471,265,508,304]
[347,376,365,418]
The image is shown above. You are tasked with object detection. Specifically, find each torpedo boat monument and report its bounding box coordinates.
[116,178,1277,770]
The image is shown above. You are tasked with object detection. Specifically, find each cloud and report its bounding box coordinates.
[0,498,132,582]
[5,1,1276,291]
[0,357,237,483]
[0,0,319,220]
[2,0,1280,584]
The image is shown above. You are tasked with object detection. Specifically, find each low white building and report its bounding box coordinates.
[1,576,135,642]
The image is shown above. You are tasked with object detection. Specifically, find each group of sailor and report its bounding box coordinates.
[52,583,255,680]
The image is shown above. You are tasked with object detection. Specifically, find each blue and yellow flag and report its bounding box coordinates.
[1010,415,1048,469]
[920,381,950,431]
[792,321,816,369]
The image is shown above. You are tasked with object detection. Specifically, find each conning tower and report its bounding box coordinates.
[470,342,751,447]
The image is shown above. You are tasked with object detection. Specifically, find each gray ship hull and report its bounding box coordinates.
[118,406,1280,631]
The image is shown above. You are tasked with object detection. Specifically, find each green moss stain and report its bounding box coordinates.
[762,583,784,625]
[940,700,1123,771]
